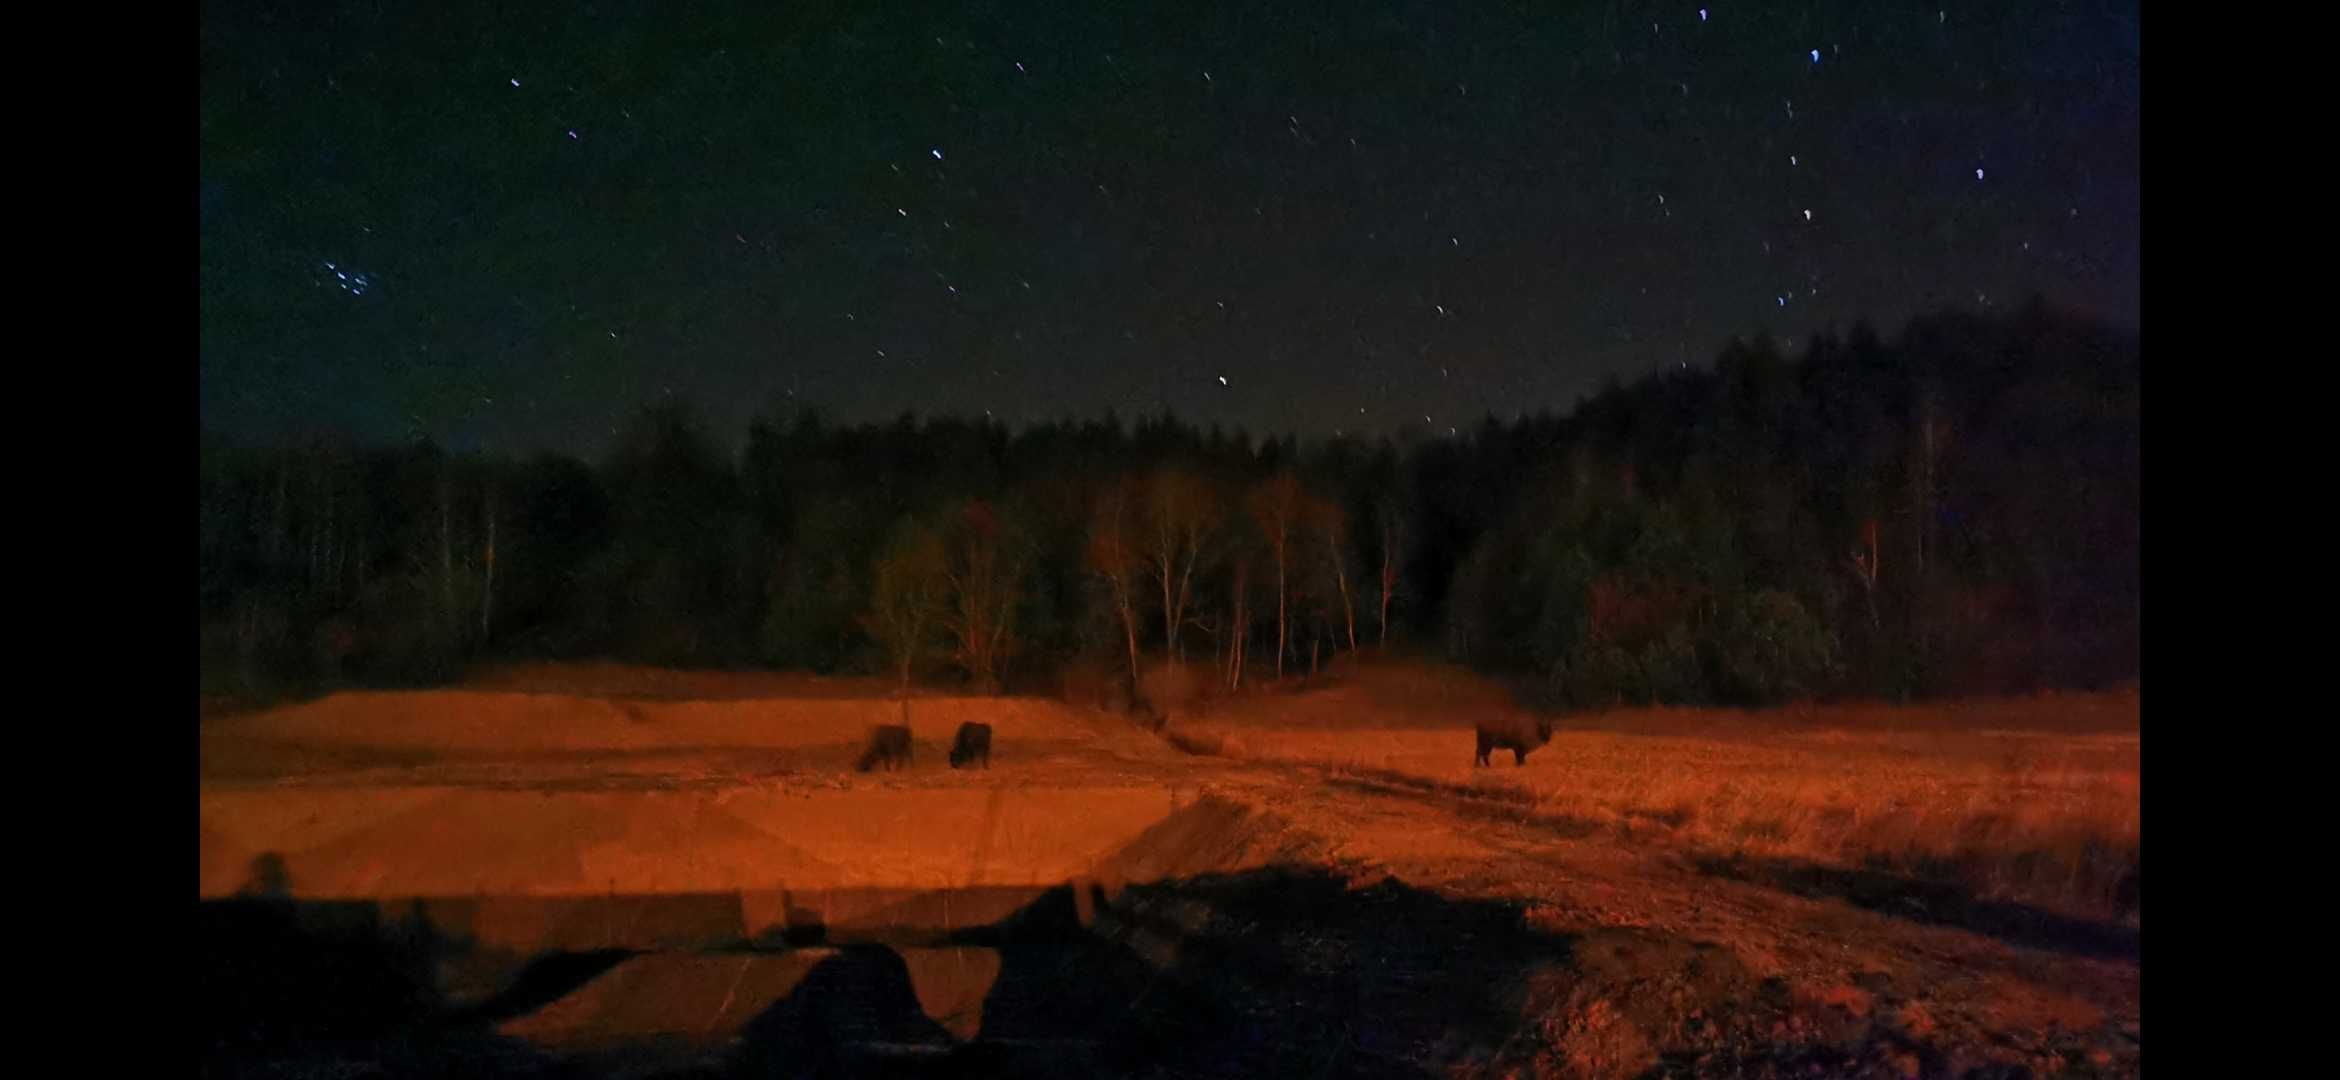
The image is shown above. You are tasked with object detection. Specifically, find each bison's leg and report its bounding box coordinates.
[1514,747,1530,766]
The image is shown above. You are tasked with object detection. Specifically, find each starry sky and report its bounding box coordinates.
[199,1,2139,457]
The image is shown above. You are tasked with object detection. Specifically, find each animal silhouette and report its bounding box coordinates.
[949,722,993,769]
[856,724,913,772]
[1474,713,1555,766]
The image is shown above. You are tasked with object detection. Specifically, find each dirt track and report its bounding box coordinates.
[199,673,2139,1078]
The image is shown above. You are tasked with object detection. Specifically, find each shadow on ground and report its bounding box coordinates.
[200,893,590,1077]
[200,852,1587,1078]
[1692,853,2140,963]
[201,849,2138,1078]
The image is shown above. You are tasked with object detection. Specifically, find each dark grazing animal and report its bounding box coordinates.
[857,724,913,772]
[1474,713,1555,767]
[949,722,993,769]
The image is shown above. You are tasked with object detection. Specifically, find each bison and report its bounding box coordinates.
[856,724,913,772]
[1474,713,1555,767]
[949,722,993,769]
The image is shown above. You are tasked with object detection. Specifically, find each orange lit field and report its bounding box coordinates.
[199,662,2140,1078]
[1177,679,2141,924]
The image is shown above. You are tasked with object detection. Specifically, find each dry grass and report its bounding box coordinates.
[1179,678,2140,923]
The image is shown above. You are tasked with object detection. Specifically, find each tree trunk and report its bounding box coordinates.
[1379,579,1392,648]
[1230,622,1245,690]
[480,482,497,639]
[1120,595,1140,686]
[1158,553,1177,663]
[1378,519,1398,648]
[269,464,289,565]
[1172,535,1202,665]
[1275,555,1288,679]
[439,469,456,638]
[1329,533,1357,652]
[1229,558,1248,691]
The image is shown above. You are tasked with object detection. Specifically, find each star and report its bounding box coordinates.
[1976,167,1986,180]
[1217,375,1228,385]
[931,148,944,160]
[1802,209,1812,221]
[1810,49,1821,63]
[509,78,520,87]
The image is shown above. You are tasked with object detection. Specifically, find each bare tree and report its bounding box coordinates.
[864,519,950,694]
[1374,495,1409,647]
[1311,495,1358,653]
[1226,553,1250,690]
[1909,385,1949,645]
[1142,467,1218,663]
[1245,471,1305,677]
[1087,478,1146,684]
[940,499,1024,692]
[1849,517,1881,631]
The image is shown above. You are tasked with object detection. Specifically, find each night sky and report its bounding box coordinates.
[199,2,2139,458]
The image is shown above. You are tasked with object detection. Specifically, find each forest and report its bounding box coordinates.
[198,301,2139,710]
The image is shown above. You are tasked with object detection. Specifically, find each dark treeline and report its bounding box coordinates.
[199,302,2138,709]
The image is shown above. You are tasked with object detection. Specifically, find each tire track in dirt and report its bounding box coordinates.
[1178,749,2140,1072]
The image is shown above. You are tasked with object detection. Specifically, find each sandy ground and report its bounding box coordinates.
[199,665,2140,1078]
